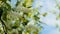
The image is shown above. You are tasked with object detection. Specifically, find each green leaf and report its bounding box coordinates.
[58,5,60,9]
[23,0,33,8]
[12,20,20,29]
[22,19,29,26]
[56,13,60,20]
[16,1,20,6]
[42,13,47,17]
[33,15,40,21]
[0,0,7,2]
[8,0,11,2]
[5,3,11,9]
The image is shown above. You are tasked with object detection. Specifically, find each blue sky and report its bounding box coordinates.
[11,0,17,7]
[11,0,60,34]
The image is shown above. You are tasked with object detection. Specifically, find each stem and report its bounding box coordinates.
[0,20,7,34]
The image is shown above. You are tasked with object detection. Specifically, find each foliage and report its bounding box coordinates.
[0,0,42,34]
